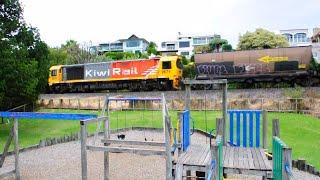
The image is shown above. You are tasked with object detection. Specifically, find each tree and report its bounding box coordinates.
[146,41,158,55]
[48,47,68,66]
[194,45,211,53]
[209,37,228,52]
[0,0,49,109]
[60,40,97,64]
[221,44,233,52]
[237,28,289,50]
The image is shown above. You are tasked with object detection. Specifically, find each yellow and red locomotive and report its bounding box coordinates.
[48,56,183,92]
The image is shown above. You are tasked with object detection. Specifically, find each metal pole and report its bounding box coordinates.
[80,121,88,180]
[104,100,110,180]
[14,118,20,180]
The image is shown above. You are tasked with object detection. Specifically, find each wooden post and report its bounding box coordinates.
[78,98,80,110]
[80,121,88,180]
[104,116,110,180]
[0,127,13,168]
[272,119,280,137]
[262,110,268,149]
[165,116,173,180]
[282,147,292,180]
[222,83,227,145]
[14,118,20,180]
[185,84,191,110]
[216,118,223,136]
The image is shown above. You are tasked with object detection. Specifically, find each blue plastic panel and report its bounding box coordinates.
[228,110,262,148]
[182,110,190,151]
[0,112,97,120]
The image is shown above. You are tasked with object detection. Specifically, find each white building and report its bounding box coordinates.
[96,34,149,54]
[159,34,219,59]
[280,29,311,47]
[311,27,320,63]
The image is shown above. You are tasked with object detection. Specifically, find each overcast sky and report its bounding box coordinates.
[20,0,320,48]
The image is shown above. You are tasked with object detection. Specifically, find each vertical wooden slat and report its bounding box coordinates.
[14,118,20,180]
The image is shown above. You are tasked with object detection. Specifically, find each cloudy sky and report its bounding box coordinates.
[20,0,319,48]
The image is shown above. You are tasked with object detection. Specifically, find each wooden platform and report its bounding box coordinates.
[174,145,211,172]
[223,146,272,178]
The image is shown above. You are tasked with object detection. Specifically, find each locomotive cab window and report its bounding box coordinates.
[162,61,171,69]
[51,70,57,76]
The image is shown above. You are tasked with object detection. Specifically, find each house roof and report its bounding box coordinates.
[118,34,149,44]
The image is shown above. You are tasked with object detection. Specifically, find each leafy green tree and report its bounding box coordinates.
[146,41,158,55]
[221,44,233,52]
[209,37,228,52]
[237,28,289,50]
[48,47,68,66]
[0,0,49,109]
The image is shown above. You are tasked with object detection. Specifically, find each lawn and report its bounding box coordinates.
[0,109,319,169]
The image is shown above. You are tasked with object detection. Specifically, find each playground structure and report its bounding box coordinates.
[0,112,97,180]
[0,79,298,180]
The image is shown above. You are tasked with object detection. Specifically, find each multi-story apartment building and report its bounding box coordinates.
[159,34,219,59]
[97,34,149,54]
[280,29,311,47]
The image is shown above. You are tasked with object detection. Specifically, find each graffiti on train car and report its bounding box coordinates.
[196,63,271,76]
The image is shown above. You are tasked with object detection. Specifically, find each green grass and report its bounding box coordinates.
[0,109,319,169]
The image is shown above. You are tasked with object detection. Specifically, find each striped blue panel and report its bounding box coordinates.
[182,110,190,151]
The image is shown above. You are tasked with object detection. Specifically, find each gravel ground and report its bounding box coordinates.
[1,130,320,180]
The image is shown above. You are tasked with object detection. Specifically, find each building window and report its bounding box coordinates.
[193,37,206,45]
[162,61,171,69]
[110,43,123,50]
[167,44,176,50]
[294,33,307,43]
[207,37,214,43]
[126,40,140,47]
[179,41,190,48]
[161,42,166,48]
[283,33,293,43]
[180,51,189,56]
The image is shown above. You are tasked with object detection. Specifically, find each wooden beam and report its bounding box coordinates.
[0,169,15,179]
[80,116,108,125]
[13,118,20,180]
[282,147,292,180]
[185,84,191,110]
[86,145,166,156]
[0,126,13,168]
[222,83,227,145]
[272,119,280,137]
[80,123,88,180]
[101,139,165,147]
